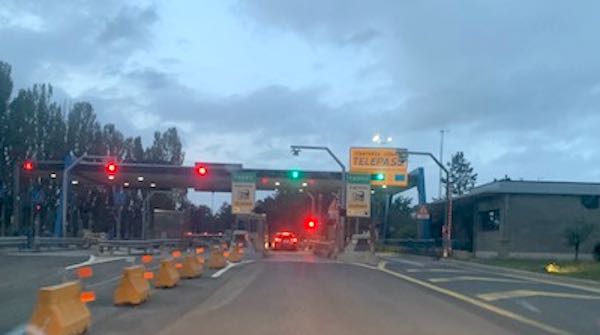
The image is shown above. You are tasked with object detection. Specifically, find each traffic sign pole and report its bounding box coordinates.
[406,150,453,258]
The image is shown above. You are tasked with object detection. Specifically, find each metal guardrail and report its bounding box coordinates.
[34,237,88,250]
[0,236,28,249]
[0,236,88,250]
[0,236,223,253]
[97,238,215,255]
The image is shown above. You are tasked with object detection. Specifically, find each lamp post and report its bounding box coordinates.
[290,145,347,252]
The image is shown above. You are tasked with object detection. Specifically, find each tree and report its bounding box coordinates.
[388,196,418,239]
[564,223,595,261]
[441,151,478,197]
[67,102,100,157]
[214,203,234,232]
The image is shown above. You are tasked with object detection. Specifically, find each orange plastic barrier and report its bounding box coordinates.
[154,259,180,288]
[27,281,91,335]
[179,254,202,279]
[76,266,93,279]
[228,247,243,263]
[172,250,182,258]
[141,255,153,264]
[207,246,227,269]
[113,265,150,305]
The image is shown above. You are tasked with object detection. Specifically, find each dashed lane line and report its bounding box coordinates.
[350,261,573,335]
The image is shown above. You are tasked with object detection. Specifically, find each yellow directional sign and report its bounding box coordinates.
[349,147,408,187]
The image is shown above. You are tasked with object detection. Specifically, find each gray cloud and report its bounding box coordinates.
[97,5,158,49]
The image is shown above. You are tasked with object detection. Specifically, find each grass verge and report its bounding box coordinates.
[472,258,600,282]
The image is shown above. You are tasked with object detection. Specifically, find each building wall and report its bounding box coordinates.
[473,195,505,257]
[504,194,600,256]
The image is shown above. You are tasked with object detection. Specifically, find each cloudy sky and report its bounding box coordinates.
[2,0,600,202]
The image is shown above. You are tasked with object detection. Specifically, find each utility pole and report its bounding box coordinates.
[438,129,447,199]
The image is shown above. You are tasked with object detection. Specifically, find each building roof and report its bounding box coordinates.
[469,180,600,196]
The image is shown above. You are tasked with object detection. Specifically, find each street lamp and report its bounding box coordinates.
[372,133,393,145]
[290,145,347,252]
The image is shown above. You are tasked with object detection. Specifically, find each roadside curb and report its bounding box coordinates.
[443,258,600,289]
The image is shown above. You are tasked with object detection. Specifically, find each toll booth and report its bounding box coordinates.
[233,213,268,253]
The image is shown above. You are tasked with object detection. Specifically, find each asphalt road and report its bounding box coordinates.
[381,254,600,335]
[3,250,598,335]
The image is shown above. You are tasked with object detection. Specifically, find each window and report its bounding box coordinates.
[479,209,501,231]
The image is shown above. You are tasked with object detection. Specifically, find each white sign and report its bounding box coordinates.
[346,183,371,217]
[232,173,256,214]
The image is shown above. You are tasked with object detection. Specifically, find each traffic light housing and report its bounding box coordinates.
[288,170,303,180]
[371,173,385,181]
[105,161,118,179]
[195,164,208,176]
[23,160,34,171]
[304,217,318,232]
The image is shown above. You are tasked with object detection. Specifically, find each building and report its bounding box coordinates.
[428,180,600,259]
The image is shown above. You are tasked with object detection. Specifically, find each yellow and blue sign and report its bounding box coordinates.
[350,147,408,187]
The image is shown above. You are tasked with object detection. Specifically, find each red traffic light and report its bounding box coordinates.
[195,164,208,176]
[105,161,118,175]
[23,161,34,171]
[304,217,318,231]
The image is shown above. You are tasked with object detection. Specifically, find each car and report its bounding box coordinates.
[271,232,298,251]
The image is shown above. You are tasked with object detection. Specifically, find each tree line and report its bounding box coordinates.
[0,60,199,237]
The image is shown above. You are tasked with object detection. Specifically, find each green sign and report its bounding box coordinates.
[232,172,257,183]
[347,173,371,184]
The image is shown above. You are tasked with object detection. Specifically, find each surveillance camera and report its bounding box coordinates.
[291,148,301,156]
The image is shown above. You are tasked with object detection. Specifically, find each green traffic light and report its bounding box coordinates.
[371,173,385,181]
[291,170,300,179]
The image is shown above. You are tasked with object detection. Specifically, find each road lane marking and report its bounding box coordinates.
[428,276,526,284]
[383,257,425,267]
[406,268,464,273]
[477,289,600,302]
[353,261,572,335]
[65,255,132,270]
[517,300,541,314]
[450,261,600,295]
[211,260,255,278]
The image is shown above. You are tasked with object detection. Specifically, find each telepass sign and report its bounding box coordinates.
[350,147,408,187]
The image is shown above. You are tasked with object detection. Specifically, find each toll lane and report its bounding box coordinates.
[150,252,537,335]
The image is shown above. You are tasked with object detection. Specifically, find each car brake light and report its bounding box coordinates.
[274,237,282,242]
[291,238,298,243]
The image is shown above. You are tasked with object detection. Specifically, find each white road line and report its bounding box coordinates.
[211,260,255,278]
[383,257,425,267]
[517,300,541,314]
[406,268,464,273]
[428,276,526,284]
[65,255,132,270]
[477,289,600,302]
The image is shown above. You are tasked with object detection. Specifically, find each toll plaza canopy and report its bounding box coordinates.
[27,160,423,194]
